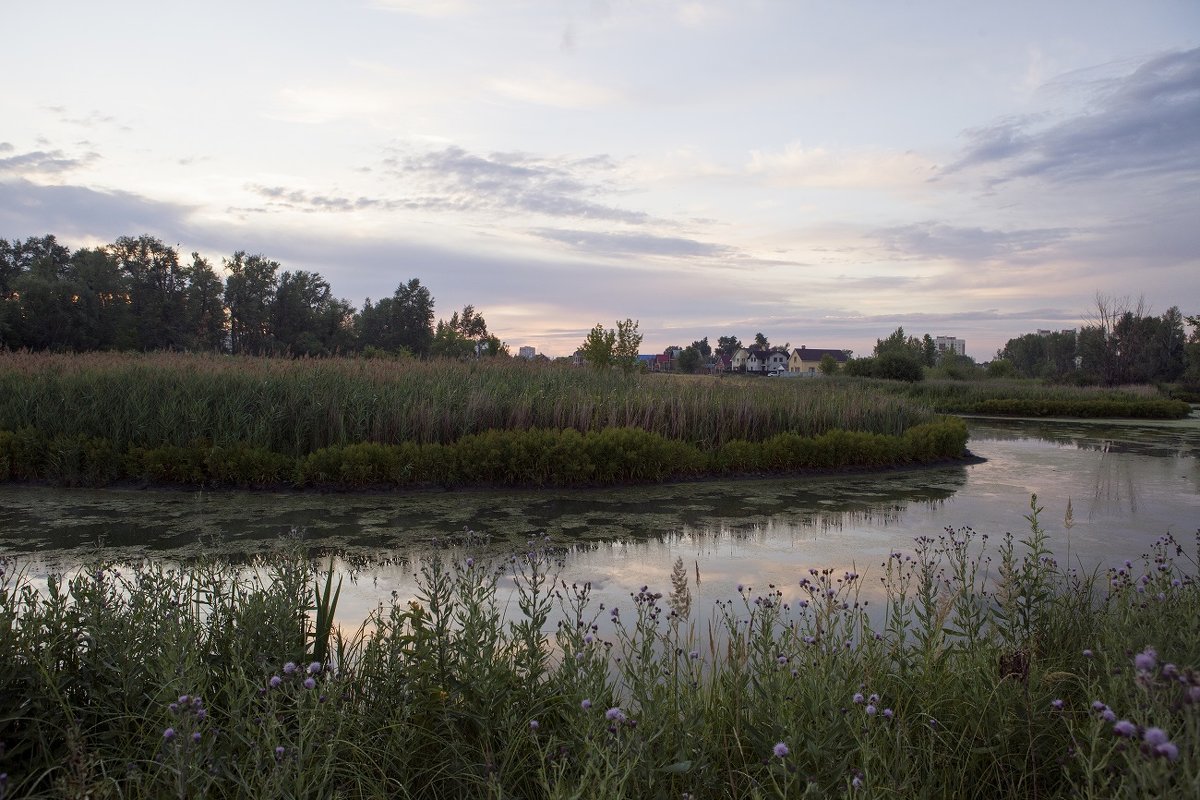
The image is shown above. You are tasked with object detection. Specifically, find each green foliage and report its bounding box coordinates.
[819,353,839,375]
[580,323,616,368]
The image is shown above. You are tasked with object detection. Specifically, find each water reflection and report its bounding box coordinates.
[1,416,1197,629]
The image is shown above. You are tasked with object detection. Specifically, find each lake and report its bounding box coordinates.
[1,416,1197,625]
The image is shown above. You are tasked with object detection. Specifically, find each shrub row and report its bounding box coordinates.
[0,419,968,489]
[964,398,1191,419]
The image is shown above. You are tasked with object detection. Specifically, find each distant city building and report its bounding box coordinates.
[934,336,966,356]
[518,346,536,359]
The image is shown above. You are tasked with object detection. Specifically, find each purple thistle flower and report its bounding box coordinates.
[178,695,189,705]
[168,703,179,714]
[868,693,879,704]
[852,693,864,704]
[1143,727,1169,747]
[1102,708,1116,723]
[465,557,474,568]
[163,727,176,741]
[581,699,592,710]
[304,677,316,690]
[308,662,322,675]
[1091,700,1107,712]
[883,708,893,719]
[269,675,282,689]
[773,742,789,758]
[1113,719,1137,738]
[283,662,297,675]
[865,705,877,716]
[1134,647,1157,673]
[192,732,201,744]
[605,707,626,722]
[851,774,863,789]
[275,746,285,759]
[530,720,540,731]
[1082,649,1094,658]
[1156,741,1179,761]
[195,709,206,722]
[1051,699,1064,711]
[777,655,788,665]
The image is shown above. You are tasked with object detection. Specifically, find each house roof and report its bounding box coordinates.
[790,347,848,362]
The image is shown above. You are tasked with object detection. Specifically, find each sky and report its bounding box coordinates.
[2,1,1198,359]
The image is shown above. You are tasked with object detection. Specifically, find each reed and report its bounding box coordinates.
[0,352,935,456]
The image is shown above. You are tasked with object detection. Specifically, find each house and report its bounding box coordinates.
[788,346,849,376]
[518,346,536,359]
[735,346,789,373]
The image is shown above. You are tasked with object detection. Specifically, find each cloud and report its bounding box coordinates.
[747,143,936,189]
[946,47,1200,184]
[368,0,474,16]
[872,221,1074,262]
[533,228,735,259]
[487,75,622,109]
[0,179,196,241]
[0,147,98,177]
[393,145,650,223]
[245,184,409,214]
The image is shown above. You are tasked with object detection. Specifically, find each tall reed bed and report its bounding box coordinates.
[0,352,933,455]
[1,500,1197,798]
[847,377,1192,419]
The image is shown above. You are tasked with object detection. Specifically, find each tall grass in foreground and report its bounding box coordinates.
[0,352,933,455]
[2,499,1198,798]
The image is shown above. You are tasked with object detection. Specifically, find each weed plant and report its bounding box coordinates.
[1,497,1197,798]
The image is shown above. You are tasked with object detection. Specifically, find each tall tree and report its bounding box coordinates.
[754,332,769,350]
[224,251,279,355]
[67,247,134,350]
[689,337,712,358]
[716,336,742,359]
[272,269,334,355]
[357,278,434,356]
[580,323,615,368]
[614,318,643,372]
[110,235,188,350]
[182,253,226,351]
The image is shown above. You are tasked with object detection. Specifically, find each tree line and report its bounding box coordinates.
[0,234,506,358]
[997,297,1198,387]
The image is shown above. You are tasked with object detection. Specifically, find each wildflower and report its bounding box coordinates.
[179,695,189,705]
[883,708,893,719]
[269,675,282,689]
[1134,647,1157,673]
[275,746,286,759]
[530,720,540,731]
[283,662,297,675]
[304,678,316,690]
[1143,727,1169,747]
[1102,708,1116,723]
[1092,701,1107,712]
[689,650,699,660]
[852,693,864,704]
[195,709,206,722]
[1082,649,1094,658]
[1163,663,1179,679]
[851,774,863,789]
[163,727,176,741]
[192,732,201,744]
[581,699,592,710]
[1051,699,1064,711]
[868,693,879,704]
[865,705,877,716]
[465,557,474,568]
[773,742,789,758]
[736,583,744,593]
[584,635,594,645]
[1156,741,1179,761]
[777,656,788,665]
[168,703,179,714]
[1113,720,1137,738]
[605,707,626,722]
[308,662,322,675]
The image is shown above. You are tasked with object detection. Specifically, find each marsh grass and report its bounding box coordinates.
[0,352,932,455]
[1,499,1197,798]
[848,377,1192,419]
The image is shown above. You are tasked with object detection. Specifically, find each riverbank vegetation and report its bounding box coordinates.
[1,500,1196,798]
[0,351,967,489]
[846,377,1193,420]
